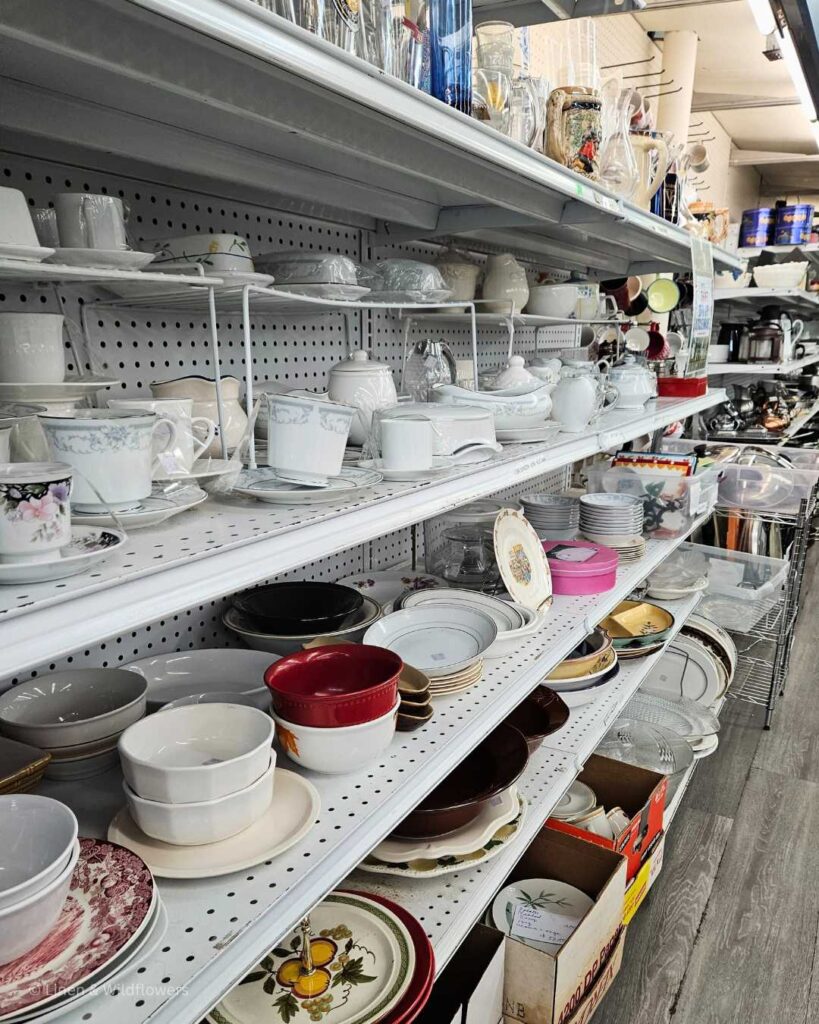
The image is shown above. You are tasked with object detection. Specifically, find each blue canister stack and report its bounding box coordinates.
[740,207,776,248]
[774,204,814,245]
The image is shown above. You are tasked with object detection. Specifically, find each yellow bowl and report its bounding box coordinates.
[548,628,613,681]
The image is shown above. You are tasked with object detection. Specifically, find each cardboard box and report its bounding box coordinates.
[501,828,627,1024]
[623,832,665,924]
[546,755,667,882]
[415,924,505,1024]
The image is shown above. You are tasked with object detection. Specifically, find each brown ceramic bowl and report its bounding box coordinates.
[504,687,570,755]
[391,722,529,839]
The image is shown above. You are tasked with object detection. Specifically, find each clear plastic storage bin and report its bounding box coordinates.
[584,459,720,538]
[663,440,819,517]
[647,542,789,632]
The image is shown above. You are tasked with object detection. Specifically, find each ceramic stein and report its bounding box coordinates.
[107,397,216,475]
[265,393,354,486]
[481,254,529,314]
[151,376,247,456]
[327,350,398,447]
[546,87,602,180]
[0,462,72,563]
[39,409,177,512]
[0,313,66,384]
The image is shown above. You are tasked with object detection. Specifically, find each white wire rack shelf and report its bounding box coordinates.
[713,287,819,313]
[707,353,819,376]
[0,0,741,277]
[737,243,819,258]
[0,390,724,679]
[38,518,711,1024]
[0,257,226,288]
[352,591,702,969]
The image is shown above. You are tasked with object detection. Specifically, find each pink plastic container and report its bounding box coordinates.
[541,540,619,595]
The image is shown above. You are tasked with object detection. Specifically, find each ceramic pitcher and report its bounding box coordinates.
[151,375,247,456]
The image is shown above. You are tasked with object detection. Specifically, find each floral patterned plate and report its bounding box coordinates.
[208,891,415,1024]
[491,878,594,955]
[0,527,126,585]
[494,509,553,615]
[0,838,155,1019]
[357,796,527,879]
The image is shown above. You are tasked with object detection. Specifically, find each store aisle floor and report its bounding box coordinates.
[599,544,819,1024]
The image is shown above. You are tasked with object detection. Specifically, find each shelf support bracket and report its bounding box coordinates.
[374,206,547,245]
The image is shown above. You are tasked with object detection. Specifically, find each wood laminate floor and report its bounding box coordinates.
[599,545,819,1024]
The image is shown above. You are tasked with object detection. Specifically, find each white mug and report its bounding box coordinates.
[576,293,618,320]
[0,313,66,384]
[381,415,433,471]
[40,409,177,512]
[107,397,216,475]
[0,188,41,249]
[55,193,128,251]
[0,462,73,563]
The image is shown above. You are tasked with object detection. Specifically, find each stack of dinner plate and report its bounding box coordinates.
[521,493,580,540]
[579,493,644,544]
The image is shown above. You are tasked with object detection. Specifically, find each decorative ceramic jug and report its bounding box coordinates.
[481,254,529,314]
[151,375,246,457]
[550,362,617,432]
[546,86,602,180]
[327,350,397,446]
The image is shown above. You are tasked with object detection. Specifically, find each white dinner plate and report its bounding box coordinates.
[401,587,526,633]
[642,637,723,707]
[364,605,497,677]
[48,248,155,270]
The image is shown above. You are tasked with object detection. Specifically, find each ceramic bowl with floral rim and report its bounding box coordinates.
[0,461,72,563]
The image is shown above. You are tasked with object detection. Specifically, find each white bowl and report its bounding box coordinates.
[162,691,272,713]
[363,605,497,676]
[526,283,584,318]
[0,839,79,966]
[150,233,253,273]
[118,703,274,803]
[272,701,398,774]
[715,271,751,289]
[485,606,542,660]
[0,670,147,749]
[752,262,809,290]
[0,796,78,911]
[223,596,382,655]
[123,758,275,845]
[123,649,277,713]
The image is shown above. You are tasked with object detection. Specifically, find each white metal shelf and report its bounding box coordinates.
[738,243,819,257]
[0,257,227,287]
[402,311,626,329]
[0,0,741,277]
[707,353,819,375]
[350,592,701,969]
[0,391,724,678]
[38,523,709,1024]
[713,287,819,312]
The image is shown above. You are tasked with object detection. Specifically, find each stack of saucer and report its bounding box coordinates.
[521,493,580,540]
[592,534,646,564]
[579,493,644,545]
[428,659,484,697]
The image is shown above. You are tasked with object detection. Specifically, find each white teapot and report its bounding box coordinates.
[608,356,657,410]
[550,362,618,433]
[491,356,537,389]
[327,349,398,446]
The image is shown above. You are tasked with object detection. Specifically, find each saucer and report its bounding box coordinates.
[153,459,236,484]
[496,425,561,444]
[71,485,207,528]
[234,467,382,504]
[47,248,156,270]
[357,457,454,481]
[0,242,55,262]
[0,376,120,401]
[0,526,126,584]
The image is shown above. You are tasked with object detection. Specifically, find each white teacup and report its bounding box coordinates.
[0,462,73,563]
[0,188,40,249]
[265,393,354,486]
[0,313,66,384]
[55,194,128,251]
[39,409,177,512]
[381,415,433,471]
[107,397,216,475]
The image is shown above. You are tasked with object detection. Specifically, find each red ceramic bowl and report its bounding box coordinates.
[264,644,402,728]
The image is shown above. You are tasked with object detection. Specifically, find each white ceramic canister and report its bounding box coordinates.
[265,392,354,486]
[0,462,72,563]
[481,254,529,314]
[39,409,177,512]
[151,376,247,456]
[327,350,397,447]
[0,313,66,385]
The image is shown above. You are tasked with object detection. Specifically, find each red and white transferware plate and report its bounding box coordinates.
[0,837,155,1019]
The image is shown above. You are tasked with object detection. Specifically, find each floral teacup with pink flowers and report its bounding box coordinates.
[0,462,72,563]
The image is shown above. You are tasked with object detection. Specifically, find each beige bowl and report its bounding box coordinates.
[548,628,613,681]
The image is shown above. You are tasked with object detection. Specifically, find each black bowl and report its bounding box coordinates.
[233,582,364,636]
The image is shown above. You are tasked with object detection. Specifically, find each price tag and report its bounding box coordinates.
[688,236,714,375]
[511,904,580,947]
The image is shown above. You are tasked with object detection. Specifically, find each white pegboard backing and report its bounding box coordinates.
[528,14,658,87]
[0,524,415,692]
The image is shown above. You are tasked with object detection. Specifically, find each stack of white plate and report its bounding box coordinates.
[521,493,580,540]
[579,493,644,543]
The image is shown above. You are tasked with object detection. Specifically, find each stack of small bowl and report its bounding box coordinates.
[598,599,675,660]
[579,492,646,563]
[397,663,433,732]
[118,704,276,846]
[544,629,619,707]
[0,795,79,966]
[0,669,148,780]
[222,580,382,653]
[521,493,580,540]
[265,644,402,774]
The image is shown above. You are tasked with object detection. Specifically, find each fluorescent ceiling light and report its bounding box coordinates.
[746,0,776,36]
[779,25,817,121]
